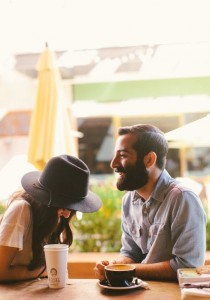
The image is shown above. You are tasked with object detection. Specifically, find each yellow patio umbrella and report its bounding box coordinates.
[28,46,81,170]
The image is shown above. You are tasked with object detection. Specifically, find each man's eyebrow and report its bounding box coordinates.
[118,149,129,153]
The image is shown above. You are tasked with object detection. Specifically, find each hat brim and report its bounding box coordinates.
[21,171,102,213]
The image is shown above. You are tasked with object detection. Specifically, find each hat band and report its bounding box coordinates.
[32,179,86,207]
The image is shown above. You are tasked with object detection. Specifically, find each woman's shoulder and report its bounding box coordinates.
[9,198,30,208]
[5,199,31,217]
[1,198,32,229]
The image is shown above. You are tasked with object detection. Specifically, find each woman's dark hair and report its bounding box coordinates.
[118,124,168,170]
[9,190,76,270]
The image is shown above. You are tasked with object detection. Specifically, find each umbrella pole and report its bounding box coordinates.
[112,116,121,141]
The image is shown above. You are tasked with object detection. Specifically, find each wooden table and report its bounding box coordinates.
[0,278,181,300]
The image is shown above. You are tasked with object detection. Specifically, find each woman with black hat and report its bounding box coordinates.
[0,155,102,282]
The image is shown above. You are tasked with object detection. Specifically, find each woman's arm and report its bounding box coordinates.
[0,245,47,282]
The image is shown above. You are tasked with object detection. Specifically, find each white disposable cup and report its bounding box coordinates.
[44,244,69,288]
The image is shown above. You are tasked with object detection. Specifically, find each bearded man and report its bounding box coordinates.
[95,124,206,281]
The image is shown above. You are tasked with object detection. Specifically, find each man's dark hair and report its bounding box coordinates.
[118,124,168,170]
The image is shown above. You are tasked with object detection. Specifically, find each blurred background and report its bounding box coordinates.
[1,0,210,251]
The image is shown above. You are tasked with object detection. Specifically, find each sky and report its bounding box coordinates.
[0,0,210,55]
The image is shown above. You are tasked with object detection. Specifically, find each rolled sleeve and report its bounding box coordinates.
[0,200,32,250]
[170,190,206,271]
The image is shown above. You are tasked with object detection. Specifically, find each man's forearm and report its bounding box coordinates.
[115,255,135,264]
[134,260,177,281]
[113,256,177,281]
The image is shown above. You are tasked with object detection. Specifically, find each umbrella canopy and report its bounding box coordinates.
[28,46,81,170]
[165,114,210,148]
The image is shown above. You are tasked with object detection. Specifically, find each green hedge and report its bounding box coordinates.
[206,219,210,251]
[71,179,124,252]
[0,203,6,215]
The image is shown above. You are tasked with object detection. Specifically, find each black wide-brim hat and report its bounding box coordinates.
[21,155,102,213]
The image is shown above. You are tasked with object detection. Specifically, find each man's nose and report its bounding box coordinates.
[110,155,118,169]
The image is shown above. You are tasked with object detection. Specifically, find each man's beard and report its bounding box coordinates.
[115,160,149,191]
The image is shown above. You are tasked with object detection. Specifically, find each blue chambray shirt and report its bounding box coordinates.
[120,170,206,272]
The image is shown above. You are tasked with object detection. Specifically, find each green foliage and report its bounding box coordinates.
[202,204,210,251]
[206,218,210,251]
[71,179,124,252]
[0,203,6,215]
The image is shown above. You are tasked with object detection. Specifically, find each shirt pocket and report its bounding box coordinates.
[147,223,170,249]
[127,223,141,238]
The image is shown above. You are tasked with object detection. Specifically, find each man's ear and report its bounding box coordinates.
[144,152,157,168]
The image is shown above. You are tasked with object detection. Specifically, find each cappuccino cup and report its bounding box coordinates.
[105,264,136,287]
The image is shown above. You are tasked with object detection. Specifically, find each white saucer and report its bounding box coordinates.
[98,279,143,290]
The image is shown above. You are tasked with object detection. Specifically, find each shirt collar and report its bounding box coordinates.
[130,169,173,204]
[150,169,173,203]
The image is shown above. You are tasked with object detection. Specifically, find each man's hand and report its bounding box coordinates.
[94,256,134,280]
